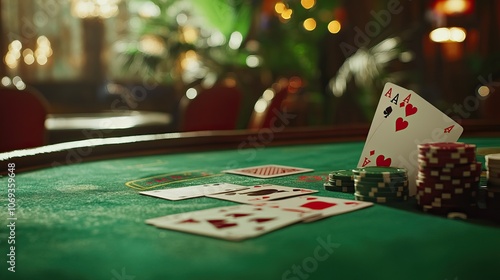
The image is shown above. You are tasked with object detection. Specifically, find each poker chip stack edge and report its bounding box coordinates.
[324,170,355,193]
[484,153,500,213]
[416,142,481,213]
[352,166,409,203]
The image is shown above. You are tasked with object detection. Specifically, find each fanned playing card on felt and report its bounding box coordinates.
[146,204,316,241]
[206,184,318,204]
[254,196,373,222]
[139,183,248,201]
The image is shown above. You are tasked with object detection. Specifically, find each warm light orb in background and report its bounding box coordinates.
[1,76,11,87]
[478,86,490,98]
[449,27,466,42]
[246,55,260,68]
[229,32,243,50]
[434,0,472,15]
[12,76,26,90]
[274,2,286,14]
[22,49,35,65]
[429,27,466,43]
[328,20,341,34]
[263,89,275,101]
[182,26,198,44]
[186,88,198,100]
[301,0,316,10]
[71,0,120,19]
[138,1,160,18]
[254,98,268,113]
[281,8,293,20]
[303,18,316,31]
[139,35,165,56]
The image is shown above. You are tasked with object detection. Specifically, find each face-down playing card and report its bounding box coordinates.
[146,204,316,241]
[358,83,463,195]
[139,183,248,200]
[206,184,318,204]
[222,164,313,178]
[254,196,373,222]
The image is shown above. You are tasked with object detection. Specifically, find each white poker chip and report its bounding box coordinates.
[447,212,467,220]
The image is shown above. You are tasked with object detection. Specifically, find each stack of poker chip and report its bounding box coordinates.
[483,153,500,213]
[352,166,409,203]
[416,142,481,212]
[324,170,355,193]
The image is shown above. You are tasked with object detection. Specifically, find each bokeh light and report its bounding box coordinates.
[186,88,198,100]
[328,20,341,34]
[301,0,316,10]
[303,18,317,31]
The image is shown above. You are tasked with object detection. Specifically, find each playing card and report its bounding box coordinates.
[365,83,415,143]
[358,83,463,195]
[206,184,318,204]
[222,164,313,178]
[146,204,315,241]
[139,183,248,201]
[254,196,373,222]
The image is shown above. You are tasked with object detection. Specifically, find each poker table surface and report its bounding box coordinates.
[1,127,500,280]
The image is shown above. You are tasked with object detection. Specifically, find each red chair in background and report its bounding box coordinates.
[0,86,49,152]
[179,84,243,131]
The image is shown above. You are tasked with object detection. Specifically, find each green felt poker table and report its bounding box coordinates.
[1,126,500,280]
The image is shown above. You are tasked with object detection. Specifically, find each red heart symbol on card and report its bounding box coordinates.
[395,117,408,132]
[405,104,418,117]
[376,155,392,167]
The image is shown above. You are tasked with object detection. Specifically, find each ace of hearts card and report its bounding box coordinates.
[357,83,463,195]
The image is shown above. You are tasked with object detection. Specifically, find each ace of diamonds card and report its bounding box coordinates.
[357,83,463,195]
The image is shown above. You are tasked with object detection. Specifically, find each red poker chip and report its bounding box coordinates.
[416,186,477,197]
[416,197,475,207]
[418,162,482,177]
[416,179,479,191]
[416,196,475,206]
[418,169,481,179]
[420,204,472,214]
[418,142,476,153]
[416,187,478,199]
[419,150,476,159]
[418,152,476,161]
[417,159,474,168]
[416,172,480,183]
[417,155,475,166]
[417,171,481,182]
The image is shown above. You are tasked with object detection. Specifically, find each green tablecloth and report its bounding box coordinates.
[1,137,499,280]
